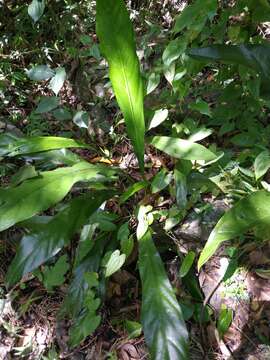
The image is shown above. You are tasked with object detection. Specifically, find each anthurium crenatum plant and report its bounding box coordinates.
[3,0,270,358]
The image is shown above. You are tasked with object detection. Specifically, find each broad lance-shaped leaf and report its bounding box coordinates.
[139,230,189,360]
[0,162,117,232]
[188,44,270,94]
[96,0,145,172]
[0,135,88,157]
[150,136,216,161]
[6,191,114,287]
[198,190,270,269]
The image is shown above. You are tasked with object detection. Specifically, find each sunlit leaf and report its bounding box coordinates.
[174,160,191,210]
[96,0,145,171]
[148,109,169,131]
[146,73,160,95]
[163,63,175,85]
[125,320,142,339]
[26,65,54,81]
[189,99,211,117]
[0,162,117,232]
[217,306,233,337]
[179,251,196,278]
[139,230,189,359]
[254,150,270,180]
[150,136,217,161]
[198,191,270,269]
[73,111,89,129]
[105,250,126,277]
[49,67,66,95]
[162,38,187,67]
[137,205,153,241]
[28,0,45,23]
[151,168,173,193]
[119,180,148,204]
[0,135,88,157]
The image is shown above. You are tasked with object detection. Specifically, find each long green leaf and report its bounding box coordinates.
[150,136,216,161]
[6,192,113,287]
[188,44,270,94]
[0,135,88,157]
[0,162,117,232]
[198,190,270,269]
[139,230,189,359]
[96,0,145,171]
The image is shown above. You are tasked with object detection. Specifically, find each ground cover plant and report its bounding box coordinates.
[2,0,270,359]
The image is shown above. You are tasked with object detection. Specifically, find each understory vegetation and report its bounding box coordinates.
[2,0,270,359]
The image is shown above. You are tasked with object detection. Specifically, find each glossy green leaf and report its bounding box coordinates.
[137,205,153,241]
[150,136,217,161]
[40,255,69,291]
[96,0,145,171]
[121,235,134,259]
[0,136,88,157]
[163,63,175,85]
[23,149,81,168]
[217,306,233,337]
[73,111,89,129]
[188,128,213,142]
[118,223,134,258]
[28,0,45,23]
[162,38,187,67]
[254,150,270,180]
[198,191,270,269]
[26,65,54,81]
[139,230,189,360]
[0,162,117,232]
[146,73,160,95]
[182,268,204,301]
[6,191,114,287]
[119,180,148,204]
[35,96,59,113]
[105,250,126,277]
[125,320,142,339]
[189,99,211,117]
[10,165,38,186]
[174,160,191,210]
[88,211,117,232]
[151,169,173,193]
[49,67,66,95]
[179,251,196,278]
[148,109,169,131]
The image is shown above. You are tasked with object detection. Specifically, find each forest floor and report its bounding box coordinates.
[2,1,270,359]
